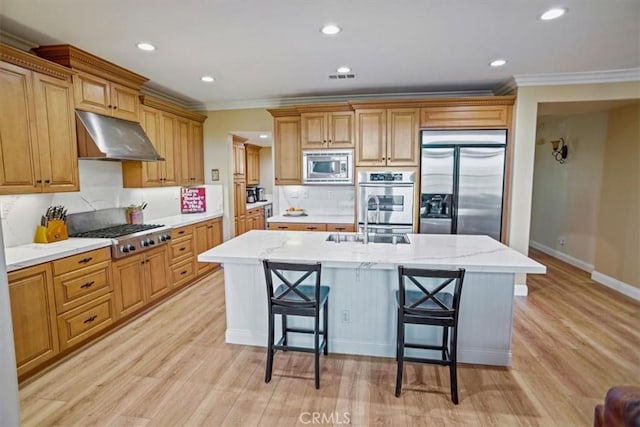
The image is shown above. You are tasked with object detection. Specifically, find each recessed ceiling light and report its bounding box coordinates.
[489,59,507,67]
[259,134,268,139]
[201,76,215,83]
[337,66,351,73]
[136,42,156,52]
[540,7,567,21]
[321,24,341,35]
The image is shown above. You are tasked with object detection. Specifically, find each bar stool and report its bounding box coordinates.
[262,260,330,389]
[395,266,465,403]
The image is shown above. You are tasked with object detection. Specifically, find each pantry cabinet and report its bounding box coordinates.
[273,115,302,185]
[0,45,78,195]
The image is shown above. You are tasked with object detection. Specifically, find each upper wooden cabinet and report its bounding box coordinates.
[245,144,261,186]
[355,108,419,167]
[232,136,247,179]
[420,105,511,128]
[272,115,302,185]
[0,45,79,195]
[301,111,354,149]
[34,44,148,123]
[121,97,207,188]
[73,71,139,122]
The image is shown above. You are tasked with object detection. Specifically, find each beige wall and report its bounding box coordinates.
[511,81,640,285]
[203,109,272,239]
[530,112,608,266]
[594,102,640,288]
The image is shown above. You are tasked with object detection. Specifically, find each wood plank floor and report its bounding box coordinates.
[19,249,640,426]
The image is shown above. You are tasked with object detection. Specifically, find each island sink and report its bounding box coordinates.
[326,233,410,245]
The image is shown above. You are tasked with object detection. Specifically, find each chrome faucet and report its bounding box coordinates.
[363,195,380,244]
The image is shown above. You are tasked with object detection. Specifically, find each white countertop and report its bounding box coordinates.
[246,200,272,210]
[4,209,224,272]
[268,214,354,224]
[198,230,546,274]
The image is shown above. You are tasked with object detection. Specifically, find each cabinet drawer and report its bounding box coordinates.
[57,293,114,350]
[268,222,327,231]
[169,235,194,265]
[53,261,112,313]
[171,225,193,240]
[326,224,356,232]
[171,258,195,288]
[52,247,111,276]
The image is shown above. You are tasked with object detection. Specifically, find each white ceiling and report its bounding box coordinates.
[1,0,639,110]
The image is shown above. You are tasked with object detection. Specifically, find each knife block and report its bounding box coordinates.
[34,220,68,243]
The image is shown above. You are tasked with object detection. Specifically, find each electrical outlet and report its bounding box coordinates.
[290,191,299,199]
[341,310,351,323]
[302,189,309,199]
[558,237,567,246]
[328,191,334,200]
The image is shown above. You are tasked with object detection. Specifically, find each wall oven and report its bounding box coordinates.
[357,171,415,233]
[303,149,353,184]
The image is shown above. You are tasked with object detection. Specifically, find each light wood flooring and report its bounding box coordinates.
[19,249,640,426]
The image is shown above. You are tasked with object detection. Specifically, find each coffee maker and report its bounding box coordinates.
[246,188,256,203]
[255,187,266,202]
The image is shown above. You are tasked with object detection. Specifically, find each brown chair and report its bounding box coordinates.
[594,386,640,427]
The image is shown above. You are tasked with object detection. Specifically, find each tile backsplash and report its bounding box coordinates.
[0,160,223,247]
[275,185,354,216]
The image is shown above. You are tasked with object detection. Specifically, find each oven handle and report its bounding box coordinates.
[358,183,414,188]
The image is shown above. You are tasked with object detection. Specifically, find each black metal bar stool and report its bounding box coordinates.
[395,266,465,403]
[262,260,330,389]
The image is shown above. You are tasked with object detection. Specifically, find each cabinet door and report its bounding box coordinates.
[301,113,327,149]
[328,112,354,148]
[33,72,79,193]
[110,83,139,122]
[145,246,171,299]
[112,254,146,318]
[236,215,247,236]
[355,109,386,166]
[233,141,246,178]
[177,118,191,185]
[387,108,419,166]
[189,121,205,184]
[0,62,40,194]
[160,113,180,186]
[234,180,247,217]
[420,105,510,128]
[245,146,260,186]
[208,219,223,270]
[274,116,301,185]
[73,71,110,115]
[138,107,163,186]
[194,221,213,275]
[8,263,59,376]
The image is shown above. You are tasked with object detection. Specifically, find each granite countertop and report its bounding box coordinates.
[4,209,224,272]
[268,214,354,224]
[198,230,546,274]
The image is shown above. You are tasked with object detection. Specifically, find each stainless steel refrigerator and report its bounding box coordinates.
[419,130,507,241]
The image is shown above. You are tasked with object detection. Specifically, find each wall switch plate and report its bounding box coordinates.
[290,191,299,199]
[341,310,351,323]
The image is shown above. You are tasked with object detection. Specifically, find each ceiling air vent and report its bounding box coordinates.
[328,74,356,80]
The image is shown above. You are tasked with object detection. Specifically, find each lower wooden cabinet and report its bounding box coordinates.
[246,207,264,232]
[268,222,355,232]
[56,293,115,350]
[327,224,356,232]
[195,218,223,274]
[8,263,59,377]
[112,245,170,318]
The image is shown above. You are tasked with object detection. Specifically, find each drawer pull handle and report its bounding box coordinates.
[78,257,93,264]
[80,281,95,289]
[307,227,317,230]
[178,231,185,234]
[83,315,98,324]
[179,247,186,251]
[180,270,187,275]
[278,226,287,229]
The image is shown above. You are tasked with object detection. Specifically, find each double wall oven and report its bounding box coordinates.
[357,171,416,234]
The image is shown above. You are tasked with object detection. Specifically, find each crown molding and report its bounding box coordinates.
[0,31,38,51]
[493,78,517,96]
[513,68,640,87]
[204,89,493,111]
[139,85,206,113]
[0,44,74,81]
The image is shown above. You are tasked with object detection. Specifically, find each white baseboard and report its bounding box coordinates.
[591,271,640,301]
[529,240,594,272]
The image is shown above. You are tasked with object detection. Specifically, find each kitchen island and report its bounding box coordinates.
[198,230,545,366]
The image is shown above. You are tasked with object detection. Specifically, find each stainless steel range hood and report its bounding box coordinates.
[75,110,164,161]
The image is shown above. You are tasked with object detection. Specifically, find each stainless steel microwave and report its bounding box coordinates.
[303,149,354,184]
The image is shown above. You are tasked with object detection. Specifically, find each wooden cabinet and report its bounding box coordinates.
[301,111,354,149]
[268,222,328,231]
[182,120,204,185]
[420,105,510,128]
[53,260,112,313]
[112,245,170,318]
[72,71,140,122]
[355,108,419,167]
[233,137,247,178]
[273,116,302,185]
[169,225,196,288]
[122,106,181,187]
[246,207,264,232]
[57,293,115,350]
[234,180,247,236]
[245,144,261,186]
[8,263,59,377]
[0,51,78,195]
[326,223,356,232]
[194,218,223,274]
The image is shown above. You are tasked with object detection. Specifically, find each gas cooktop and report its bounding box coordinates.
[69,223,164,239]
